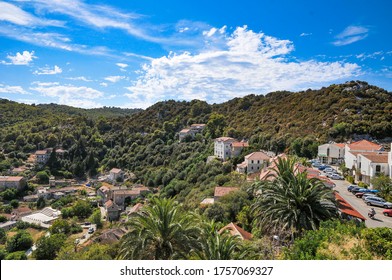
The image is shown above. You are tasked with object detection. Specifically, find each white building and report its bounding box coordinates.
[357,152,389,185]
[21,207,61,228]
[109,168,124,182]
[317,143,345,165]
[179,124,206,142]
[0,176,26,191]
[35,150,50,164]
[344,140,383,170]
[214,137,236,160]
[236,151,271,174]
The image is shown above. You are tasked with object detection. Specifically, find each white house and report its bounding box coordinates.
[317,143,345,165]
[109,168,124,182]
[357,152,389,185]
[236,151,270,174]
[35,150,50,164]
[0,176,26,191]
[179,124,206,142]
[344,140,383,170]
[214,137,236,160]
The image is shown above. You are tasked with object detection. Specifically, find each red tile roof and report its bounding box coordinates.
[335,143,345,148]
[214,187,239,197]
[35,150,48,155]
[180,128,191,133]
[245,151,270,161]
[335,192,366,221]
[0,176,24,182]
[129,203,143,214]
[348,140,382,151]
[361,153,388,163]
[219,222,253,240]
[110,168,123,174]
[232,141,249,148]
[104,200,113,208]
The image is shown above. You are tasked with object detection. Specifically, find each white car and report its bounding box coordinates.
[330,174,343,180]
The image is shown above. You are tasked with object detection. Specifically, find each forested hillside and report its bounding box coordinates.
[1,80,391,208]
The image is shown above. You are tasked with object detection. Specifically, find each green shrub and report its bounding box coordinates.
[346,176,355,184]
[358,182,368,188]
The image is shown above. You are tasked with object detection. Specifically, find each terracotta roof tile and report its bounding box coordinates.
[110,168,123,174]
[245,151,270,160]
[348,140,382,151]
[0,176,24,182]
[335,143,345,148]
[232,141,249,148]
[360,153,388,163]
[335,192,366,221]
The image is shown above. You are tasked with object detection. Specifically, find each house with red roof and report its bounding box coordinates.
[0,176,26,191]
[214,137,248,161]
[344,140,383,170]
[356,152,389,184]
[236,151,271,174]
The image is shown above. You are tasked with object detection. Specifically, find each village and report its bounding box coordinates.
[1,120,392,260]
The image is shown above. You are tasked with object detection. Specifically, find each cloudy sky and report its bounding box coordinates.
[0,0,391,108]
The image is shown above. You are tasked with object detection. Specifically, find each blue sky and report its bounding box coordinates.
[0,0,391,108]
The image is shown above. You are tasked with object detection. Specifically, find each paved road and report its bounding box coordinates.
[332,178,392,229]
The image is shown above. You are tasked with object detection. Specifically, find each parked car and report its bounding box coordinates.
[383,209,392,217]
[352,188,379,195]
[88,227,95,234]
[330,174,344,180]
[324,167,334,173]
[318,165,328,171]
[347,185,359,192]
[361,193,379,200]
[364,197,392,208]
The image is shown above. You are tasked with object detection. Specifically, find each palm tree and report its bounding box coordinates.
[252,157,337,236]
[118,197,200,260]
[190,220,250,260]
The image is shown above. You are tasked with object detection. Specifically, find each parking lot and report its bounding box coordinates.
[332,178,392,229]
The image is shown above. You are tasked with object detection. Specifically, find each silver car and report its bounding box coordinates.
[364,197,392,208]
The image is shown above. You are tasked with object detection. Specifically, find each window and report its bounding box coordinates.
[251,160,254,164]
[327,148,330,156]
[376,165,381,173]
[257,160,260,164]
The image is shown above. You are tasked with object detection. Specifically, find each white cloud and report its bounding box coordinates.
[2,50,36,65]
[300,32,312,37]
[100,82,108,87]
[34,65,62,75]
[67,76,93,82]
[30,84,104,108]
[0,84,30,95]
[116,63,128,71]
[116,63,128,69]
[104,75,125,83]
[21,0,171,44]
[125,26,360,108]
[203,27,218,37]
[179,27,189,33]
[333,25,369,46]
[0,2,63,27]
